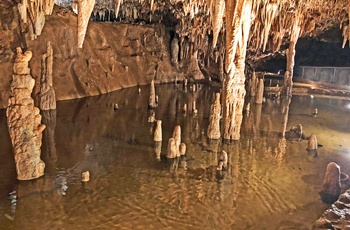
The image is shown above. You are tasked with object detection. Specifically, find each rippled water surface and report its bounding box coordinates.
[1,84,350,230]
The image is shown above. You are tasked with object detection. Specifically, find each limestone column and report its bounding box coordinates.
[39,41,56,110]
[207,93,221,139]
[222,0,252,140]
[6,47,46,180]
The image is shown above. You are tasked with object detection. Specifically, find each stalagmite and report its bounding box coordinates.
[154,120,162,142]
[6,47,46,180]
[81,171,90,182]
[222,0,252,140]
[255,78,264,104]
[77,0,96,48]
[167,138,177,159]
[319,162,342,203]
[307,134,318,157]
[172,125,181,156]
[179,143,186,156]
[148,79,157,109]
[154,142,162,160]
[207,93,221,139]
[39,41,56,110]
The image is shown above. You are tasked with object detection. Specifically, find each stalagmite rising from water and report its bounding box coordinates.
[7,47,46,180]
[77,0,96,48]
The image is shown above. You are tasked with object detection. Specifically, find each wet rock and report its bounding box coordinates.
[307,134,318,157]
[6,47,45,180]
[154,120,162,142]
[217,150,228,170]
[207,92,221,139]
[319,162,342,204]
[81,171,90,182]
[255,78,264,104]
[154,141,161,160]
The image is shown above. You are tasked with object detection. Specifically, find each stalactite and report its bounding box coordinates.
[283,11,301,96]
[211,0,225,48]
[77,0,96,48]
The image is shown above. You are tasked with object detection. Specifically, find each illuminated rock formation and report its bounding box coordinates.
[6,47,45,180]
[319,162,342,204]
[77,0,96,48]
[39,41,56,110]
[207,92,221,140]
[166,137,177,159]
[172,125,181,156]
[148,79,157,109]
[17,0,55,39]
[153,120,162,142]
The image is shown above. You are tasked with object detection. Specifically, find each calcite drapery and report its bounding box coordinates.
[77,0,96,48]
[207,92,221,139]
[39,41,56,110]
[6,47,46,180]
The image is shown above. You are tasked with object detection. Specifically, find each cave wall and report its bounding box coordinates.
[0,4,188,108]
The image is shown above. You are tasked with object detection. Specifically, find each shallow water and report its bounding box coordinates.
[1,84,350,229]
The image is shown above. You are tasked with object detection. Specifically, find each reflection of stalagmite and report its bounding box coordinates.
[41,110,57,172]
[77,0,96,48]
[255,78,264,104]
[154,141,162,160]
[319,162,342,203]
[148,79,157,109]
[207,93,221,139]
[7,47,45,180]
[154,120,162,141]
[39,41,56,110]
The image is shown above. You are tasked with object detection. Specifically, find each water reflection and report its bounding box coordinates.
[1,85,350,229]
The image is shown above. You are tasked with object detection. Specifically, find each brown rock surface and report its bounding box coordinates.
[6,47,45,180]
[207,92,221,140]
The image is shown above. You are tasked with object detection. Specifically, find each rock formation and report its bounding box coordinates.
[179,143,186,156]
[77,0,96,48]
[153,120,162,142]
[6,47,45,180]
[307,134,318,157]
[148,79,157,109]
[166,137,177,159]
[319,162,342,204]
[172,125,181,156]
[314,189,350,229]
[17,0,55,40]
[39,41,56,110]
[207,92,221,140]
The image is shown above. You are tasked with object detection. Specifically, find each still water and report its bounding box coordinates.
[1,84,350,229]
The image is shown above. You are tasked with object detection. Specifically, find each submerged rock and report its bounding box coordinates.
[319,162,342,204]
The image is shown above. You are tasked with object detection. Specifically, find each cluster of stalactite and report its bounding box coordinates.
[17,0,55,40]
